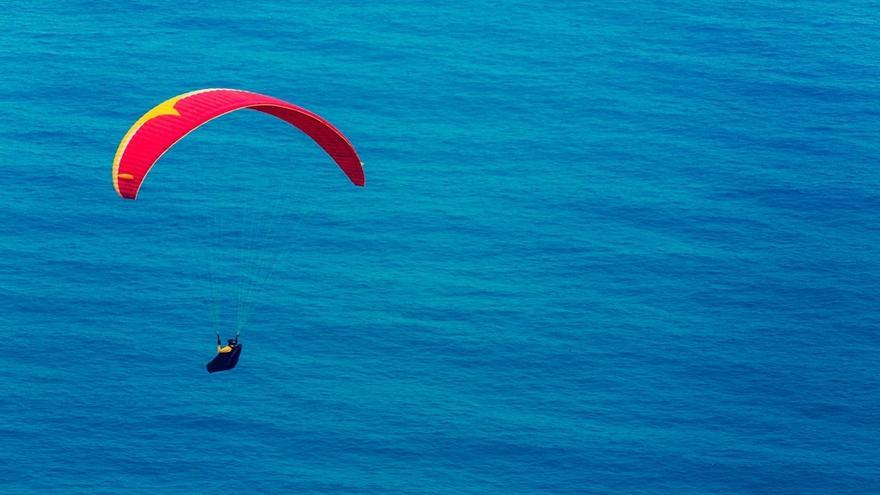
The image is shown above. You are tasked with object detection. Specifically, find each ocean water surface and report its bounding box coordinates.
[1,1,878,494]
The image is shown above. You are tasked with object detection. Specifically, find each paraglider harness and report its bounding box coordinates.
[207,331,242,373]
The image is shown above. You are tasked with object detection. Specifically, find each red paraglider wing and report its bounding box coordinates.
[112,88,364,199]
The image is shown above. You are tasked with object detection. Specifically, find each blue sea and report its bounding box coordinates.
[1,1,878,493]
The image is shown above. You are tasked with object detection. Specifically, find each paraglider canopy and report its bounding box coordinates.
[112,88,365,199]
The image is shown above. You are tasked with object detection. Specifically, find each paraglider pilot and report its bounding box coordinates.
[217,333,239,353]
[207,332,242,373]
